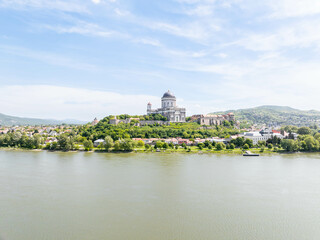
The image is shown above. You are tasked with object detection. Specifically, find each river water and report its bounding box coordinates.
[1,150,320,240]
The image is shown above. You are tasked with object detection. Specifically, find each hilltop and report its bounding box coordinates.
[211,105,320,126]
[0,113,86,126]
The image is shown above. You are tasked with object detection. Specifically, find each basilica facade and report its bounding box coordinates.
[147,90,186,122]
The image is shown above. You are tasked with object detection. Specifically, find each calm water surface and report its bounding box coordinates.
[1,150,320,240]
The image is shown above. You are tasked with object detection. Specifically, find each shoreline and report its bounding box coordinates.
[0,147,314,155]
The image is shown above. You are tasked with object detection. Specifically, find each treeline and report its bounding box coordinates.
[0,132,43,149]
[80,119,239,142]
[109,114,167,121]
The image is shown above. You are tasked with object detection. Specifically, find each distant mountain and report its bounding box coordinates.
[0,113,86,126]
[211,105,320,126]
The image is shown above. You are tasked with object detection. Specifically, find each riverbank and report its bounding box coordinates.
[0,146,284,154]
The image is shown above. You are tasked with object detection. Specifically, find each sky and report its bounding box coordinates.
[1,0,320,121]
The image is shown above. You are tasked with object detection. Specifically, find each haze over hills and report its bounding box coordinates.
[0,113,86,126]
[211,105,320,126]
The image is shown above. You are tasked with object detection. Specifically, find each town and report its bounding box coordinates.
[0,91,318,153]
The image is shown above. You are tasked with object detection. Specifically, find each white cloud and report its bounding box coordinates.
[45,22,124,38]
[0,85,160,121]
[268,0,320,18]
[91,0,100,4]
[0,44,99,71]
[0,0,88,13]
[236,20,320,51]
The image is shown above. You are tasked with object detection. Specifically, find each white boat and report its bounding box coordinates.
[243,151,260,156]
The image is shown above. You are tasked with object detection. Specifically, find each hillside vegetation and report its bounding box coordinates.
[211,105,320,126]
[0,113,85,126]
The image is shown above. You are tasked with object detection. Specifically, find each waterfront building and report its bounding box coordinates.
[147,90,186,122]
[94,139,105,147]
[191,113,235,126]
[241,128,285,145]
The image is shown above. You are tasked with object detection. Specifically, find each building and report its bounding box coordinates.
[147,90,186,122]
[241,128,285,145]
[191,113,235,126]
[91,118,99,126]
[94,139,105,147]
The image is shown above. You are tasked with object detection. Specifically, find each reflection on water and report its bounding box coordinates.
[1,150,320,240]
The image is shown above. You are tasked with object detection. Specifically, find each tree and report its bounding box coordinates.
[169,142,174,149]
[97,143,104,150]
[58,135,73,151]
[104,136,114,151]
[268,143,273,149]
[137,140,145,148]
[155,141,163,149]
[162,142,169,149]
[230,137,245,147]
[113,140,121,151]
[145,144,151,150]
[181,143,186,148]
[204,140,211,147]
[244,138,253,148]
[215,142,225,151]
[197,142,204,150]
[83,139,93,151]
[120,139,134,151]
[281,139,299,152]
[304,136,319,151]
[229,143,235,149]
[258,140,266,147]
[243,144,249,150]
[298,127,311,135]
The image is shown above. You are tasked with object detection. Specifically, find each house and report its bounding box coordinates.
[94,139,105,147]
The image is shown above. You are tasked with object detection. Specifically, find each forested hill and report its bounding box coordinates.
[211,105,320,126]
[0,113,85,126]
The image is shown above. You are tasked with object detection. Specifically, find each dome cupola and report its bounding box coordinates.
[162,90,176,99]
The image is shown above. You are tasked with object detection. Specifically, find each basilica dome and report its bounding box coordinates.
[162,90,176,98]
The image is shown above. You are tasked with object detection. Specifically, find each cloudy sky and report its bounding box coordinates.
[1,0,320,121]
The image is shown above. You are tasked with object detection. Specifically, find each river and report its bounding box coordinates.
[1,150,320,240]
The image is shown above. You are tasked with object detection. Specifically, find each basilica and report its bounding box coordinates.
[147,90,186,122]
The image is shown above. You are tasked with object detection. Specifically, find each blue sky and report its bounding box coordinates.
[1,0,320,121]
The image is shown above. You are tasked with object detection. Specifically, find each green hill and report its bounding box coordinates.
[0,113,86,126]
[211,105,320,126]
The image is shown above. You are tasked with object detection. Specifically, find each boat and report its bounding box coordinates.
[243,151,260,156]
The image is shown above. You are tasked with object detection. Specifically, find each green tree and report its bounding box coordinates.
[267,143,273,149]
[298,127,311,135]
[162,142,169,149]
[155,141,163,149]
[104,136,114,151]
[243,144,249,150]
[244,138,253,148]
[229,143,235,149]
[58,135,73,151]
[120,139,134,151]
[197,142,204,150]
[113,140,121,151]
[137,140,145,148]
[216,142,225,151]
[304,136,319,151]
[145,144,151,150]
[281,139,299,152]
[83,139,93,151]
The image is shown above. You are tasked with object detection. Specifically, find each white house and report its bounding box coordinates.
[94,139,105,147]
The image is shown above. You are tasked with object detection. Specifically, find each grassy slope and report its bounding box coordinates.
[211,105,320,126]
